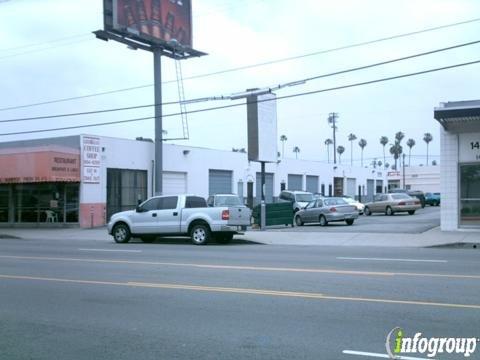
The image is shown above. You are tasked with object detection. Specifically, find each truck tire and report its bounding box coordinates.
[190,223,211,245]
[112,223,131,243]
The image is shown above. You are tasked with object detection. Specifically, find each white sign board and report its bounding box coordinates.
[459,133,480,163]
[247,93,278,163]
[82,136,101,183]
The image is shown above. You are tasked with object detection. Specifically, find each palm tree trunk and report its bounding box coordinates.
[383,146,386,169]
[361,149,363,167]
[282,142,285,158]
[327,146,330,163]
[409,148,411,167]
[350,142,353,166]
[426,144,429,166]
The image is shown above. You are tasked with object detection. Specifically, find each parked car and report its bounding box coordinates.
[425,192,441,206]
[108,194,251,245]
[294,197,359,226]
[342,196,365,215]
[364,193,421,216]
[389,189,426,208]
[279,190,315,213]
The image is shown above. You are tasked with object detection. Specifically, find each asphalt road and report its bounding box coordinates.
[279,205,441,234]
[1,237,479,359]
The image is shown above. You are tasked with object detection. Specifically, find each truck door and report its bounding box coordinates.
[130,198,161,234]
[156,196,180,233]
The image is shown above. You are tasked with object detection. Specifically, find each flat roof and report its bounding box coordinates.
[434,100,480,133]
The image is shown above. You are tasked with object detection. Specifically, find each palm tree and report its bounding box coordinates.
[337,145,345,164]
[380,136,389,168]
[324,138,333,163]
[293,146,300,159]
[423,132,433,165]
[280,135,288,158]
[395,131,405,145]
[358,138,367,167]
[385,162,390,169]
[377,160,383,168]
[406,138,415,166]
[390,143,403,170]
[348,133,357,166]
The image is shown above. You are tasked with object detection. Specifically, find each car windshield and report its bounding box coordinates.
[343,197,355,203]
[391,194,411,200]
[216,196,242,206]
[296,193,314,202]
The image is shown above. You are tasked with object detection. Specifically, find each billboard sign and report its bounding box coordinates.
[247,93,278,163]
[104,0,192,48]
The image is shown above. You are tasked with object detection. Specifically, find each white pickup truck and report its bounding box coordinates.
[107,194,251,245]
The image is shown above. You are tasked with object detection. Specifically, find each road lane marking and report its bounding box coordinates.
[0,274,480,310]
[78,248,142,253]
[343,350,430,359]
[0,255,479,280]
[337,257,447,263]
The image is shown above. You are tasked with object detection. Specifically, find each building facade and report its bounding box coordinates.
[0,134,387,228]
[387,166,440,193]
[434,100,480,231]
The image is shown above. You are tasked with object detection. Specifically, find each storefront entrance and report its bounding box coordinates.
[460,164,480,227]
[0,183,79,225]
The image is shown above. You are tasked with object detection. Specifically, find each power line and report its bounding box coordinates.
[1,16,479,112]
[1,58,479,137]
[2,39,479,124]
[0,33,91,53]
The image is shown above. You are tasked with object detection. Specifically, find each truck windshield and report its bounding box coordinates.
[296,194,314,202]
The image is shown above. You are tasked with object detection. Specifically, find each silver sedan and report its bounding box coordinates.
[294,197,359,226]
[364,193,421,216]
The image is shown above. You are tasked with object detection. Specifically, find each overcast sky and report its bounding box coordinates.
[1,0,479,167]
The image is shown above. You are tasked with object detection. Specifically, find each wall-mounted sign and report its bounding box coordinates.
[459,133,480,163]
[82,136,101,184]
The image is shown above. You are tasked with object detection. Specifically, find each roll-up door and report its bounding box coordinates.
[346,178,356,197]
[208,170,233,195]
[288,174,303,191]
[306,175,319,193]
[163,172,187,195]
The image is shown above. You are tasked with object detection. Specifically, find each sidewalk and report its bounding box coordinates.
[0,226,479,247]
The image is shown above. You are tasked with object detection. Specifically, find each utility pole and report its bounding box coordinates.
[328,113,338,164]
[153,49,163,196]
[402,153,406,190]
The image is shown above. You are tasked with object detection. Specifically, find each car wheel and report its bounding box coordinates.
[141,236,155,243]
[319,215,328,226]
[408,210,415,215]
[217,234,233,244]
[364,207,372,216]
[190,223,211,245]
[295,215,304,226]
[386,206,394,216]
[112,223,131,243]
[345,219,354,225]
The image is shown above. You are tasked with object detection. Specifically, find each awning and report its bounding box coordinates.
[434,100,480,133]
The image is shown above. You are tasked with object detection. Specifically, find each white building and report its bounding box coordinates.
[0,134,386,228]
[387,166,440,193]
[434,100,480,231]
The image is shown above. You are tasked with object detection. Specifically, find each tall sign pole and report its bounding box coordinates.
[153,49,163,195]
[95,0,206,197]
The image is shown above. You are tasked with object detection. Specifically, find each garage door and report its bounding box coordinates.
[288,174,303,191]
[209,169,233,195]
[256,172,274,203]
[366,179,375,202]
[306,175,318,193]
[163,172,187,195]
[346,178,356,197]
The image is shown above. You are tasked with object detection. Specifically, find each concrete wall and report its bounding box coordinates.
[440,127,459,231]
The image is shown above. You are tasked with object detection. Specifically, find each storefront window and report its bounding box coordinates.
[11,183,79,224]
[460,164,480,226]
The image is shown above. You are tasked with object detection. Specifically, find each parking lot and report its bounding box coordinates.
[273,206,440,234]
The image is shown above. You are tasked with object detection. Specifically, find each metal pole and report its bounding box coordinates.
[260,161,266,231]
[402,153,406,189]
[154,49,163,196]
